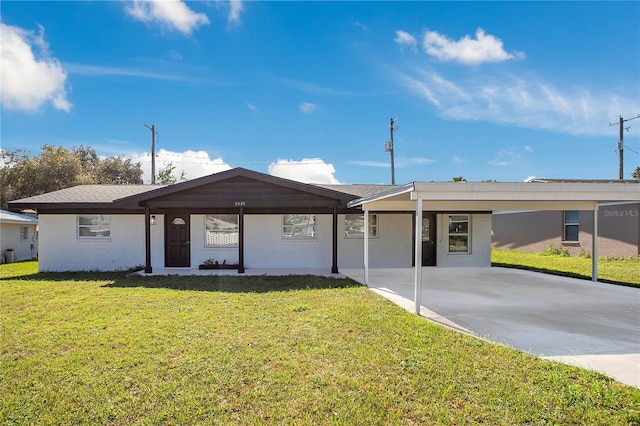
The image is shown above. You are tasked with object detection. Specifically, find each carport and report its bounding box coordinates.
[347,180,640,314]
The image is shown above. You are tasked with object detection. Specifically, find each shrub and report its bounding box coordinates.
[578,248,591,259]
[541,245,570,257]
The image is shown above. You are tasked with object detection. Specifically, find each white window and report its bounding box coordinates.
[344,214,378,238]
[205,215,238,246]
[19,226,29,241]
[448,215,469,253]
[77,215,111,238]
[282,214,316,239]
[564,211,579,242]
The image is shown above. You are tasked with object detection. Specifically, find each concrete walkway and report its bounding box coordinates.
[341,267,640,388]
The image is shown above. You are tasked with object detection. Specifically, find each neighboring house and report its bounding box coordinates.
[492,179,640,257]
[492,203,639,258]
[0,209,38,263]
[8,168,640,275]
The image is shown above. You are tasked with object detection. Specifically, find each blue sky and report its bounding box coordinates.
[2,1,639,185]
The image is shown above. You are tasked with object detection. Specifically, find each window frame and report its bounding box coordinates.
[344,214,378,239]
[19,226,29,241]
[448,214,470,254]
[77,214,111,239]
[563,211,579,242]
[282,214,317,239]
[205,214,239,247]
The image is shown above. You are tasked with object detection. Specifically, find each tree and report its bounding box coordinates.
[156,162,177,185]
[452,176,467,182]
[95,156,144,185]
[155,162,187,185]
[632,166,640,180]
[1,144,143,209]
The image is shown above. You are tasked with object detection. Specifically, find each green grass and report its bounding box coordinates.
[492,249,640,287]
[2,262,639,424]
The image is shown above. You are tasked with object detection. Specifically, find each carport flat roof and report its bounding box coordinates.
[348,181,640,211]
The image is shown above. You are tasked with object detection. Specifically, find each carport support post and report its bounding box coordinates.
[144,205,152,273]
[592,202,598,282]
[364,206,370,285]
[332,206,338,274]
[414,196,423,314]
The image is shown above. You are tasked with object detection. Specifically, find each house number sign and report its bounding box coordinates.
[235,201,246,207]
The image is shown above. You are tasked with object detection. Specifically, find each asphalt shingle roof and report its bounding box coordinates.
[11,185,163,204]
[314,184,397,198]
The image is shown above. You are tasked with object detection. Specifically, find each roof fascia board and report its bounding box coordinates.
[411,182,640,202]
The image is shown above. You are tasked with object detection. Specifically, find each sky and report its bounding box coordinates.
[1,1,639,185]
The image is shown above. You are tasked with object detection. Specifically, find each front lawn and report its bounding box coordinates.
[1,262,639,424]
[492,249,640,287]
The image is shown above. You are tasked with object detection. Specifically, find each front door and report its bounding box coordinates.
[165,213,190,267]
[421,214,436,266]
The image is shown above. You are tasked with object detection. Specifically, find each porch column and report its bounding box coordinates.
[332,206,339,274]
[414,196,423,315]
[364,206,369,285]
[144,205,152,273]
[238,207,245,273]
[592,202,598,282]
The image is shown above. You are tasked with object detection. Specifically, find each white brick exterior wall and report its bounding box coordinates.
[0,223,37,262]
[338,213,413,268]
[436,213,492,267]
[244,215,333,268]
[38,214,146,272]
[37,212,492,271]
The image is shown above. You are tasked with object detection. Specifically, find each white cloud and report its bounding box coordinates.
[125,0,209,35]
[299,102,317,113]
[524,145,534,153]
[214,0,244,27]
[395,68,640,137]
[0,23,71,112]
[423,28,524,65]
[227,0,244,26]
[136,148,231,183]
[349,157,435,168]
[394,30,417,50]
[489,148,520,167]
[246,102,257,111]
[169,50,183,61]
[355,22,370,32]
[348,160,389,168]
[452,155,464,164]
[278,76,355,97]
[268,158,340,184]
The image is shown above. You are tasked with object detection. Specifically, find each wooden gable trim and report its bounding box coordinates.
[115,168,357,210]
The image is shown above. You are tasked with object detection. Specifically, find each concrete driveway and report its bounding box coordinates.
[341,267,640,388]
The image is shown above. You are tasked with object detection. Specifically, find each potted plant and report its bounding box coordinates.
[198,259,239,270]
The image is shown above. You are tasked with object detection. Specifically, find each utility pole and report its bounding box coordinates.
[609,114,640,180]
[385,116,399,184]
[144,123,158,184]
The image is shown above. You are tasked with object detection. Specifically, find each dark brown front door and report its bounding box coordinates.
[165,213,190,267]
[422,214,436,266]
